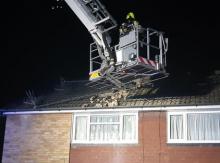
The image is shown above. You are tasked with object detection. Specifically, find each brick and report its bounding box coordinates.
[2,114,72,163]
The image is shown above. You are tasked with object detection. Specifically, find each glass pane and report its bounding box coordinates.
[187,113,220,140]
[90,116,97,122]
[90,124,120,141]
[75,116,87,140]
[170,115,183,139]
[90,115,119,123]
[122,115,136,140]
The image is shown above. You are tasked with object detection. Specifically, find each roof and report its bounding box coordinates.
[38,84,220,109]
[1,72,220,113]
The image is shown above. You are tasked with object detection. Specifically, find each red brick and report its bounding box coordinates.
[70,112,220,163]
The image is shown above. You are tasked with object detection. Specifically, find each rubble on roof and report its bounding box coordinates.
[84,86,160,108]
[88,89,129,107]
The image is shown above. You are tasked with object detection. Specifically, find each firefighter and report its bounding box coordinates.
[119,12,138,35]
[119,23,128,36]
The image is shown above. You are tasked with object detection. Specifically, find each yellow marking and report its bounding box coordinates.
[89,71,101,80]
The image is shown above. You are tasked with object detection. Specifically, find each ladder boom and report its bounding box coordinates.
[65,0,117,72]
[64,0,117,46]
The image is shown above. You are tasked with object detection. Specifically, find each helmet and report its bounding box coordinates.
[126,12,135,20]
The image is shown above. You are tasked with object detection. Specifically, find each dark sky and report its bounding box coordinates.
[4,0,220,107]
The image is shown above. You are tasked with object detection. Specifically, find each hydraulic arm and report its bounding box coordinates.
[65,0,117,69]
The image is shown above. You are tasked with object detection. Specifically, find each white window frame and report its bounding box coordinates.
[72,112,138,144]
[167,110,220,144]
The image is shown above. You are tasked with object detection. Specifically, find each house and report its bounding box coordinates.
[1,73,220,163]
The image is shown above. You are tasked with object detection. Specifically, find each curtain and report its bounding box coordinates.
[170,115,183,139]
[75,114,137,142]
[90,115,120,141]
[90,124,120,141]
[122,115,136,140]
[187,113,220,140]
[75,116,87,140]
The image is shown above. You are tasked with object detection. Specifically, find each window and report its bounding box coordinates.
[72,112,138,144]
[168,111,220,143]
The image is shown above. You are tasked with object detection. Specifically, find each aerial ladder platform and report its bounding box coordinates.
[64,0,169,89]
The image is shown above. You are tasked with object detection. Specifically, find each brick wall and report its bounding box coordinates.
[70,112,220,163]
[2,113,72,163]
[2,112,220,163]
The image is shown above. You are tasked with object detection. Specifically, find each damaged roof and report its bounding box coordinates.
[1,72,220,112]
[38,84,220,109]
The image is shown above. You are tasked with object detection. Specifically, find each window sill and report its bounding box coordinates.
[71,140,138,145]
[167,140,220,144]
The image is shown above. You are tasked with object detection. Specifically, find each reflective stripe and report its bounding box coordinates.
[137,56,156,67]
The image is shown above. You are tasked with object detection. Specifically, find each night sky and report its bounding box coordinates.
[4,0,219,107]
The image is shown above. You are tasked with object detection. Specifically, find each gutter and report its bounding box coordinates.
[1,105,220,115]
